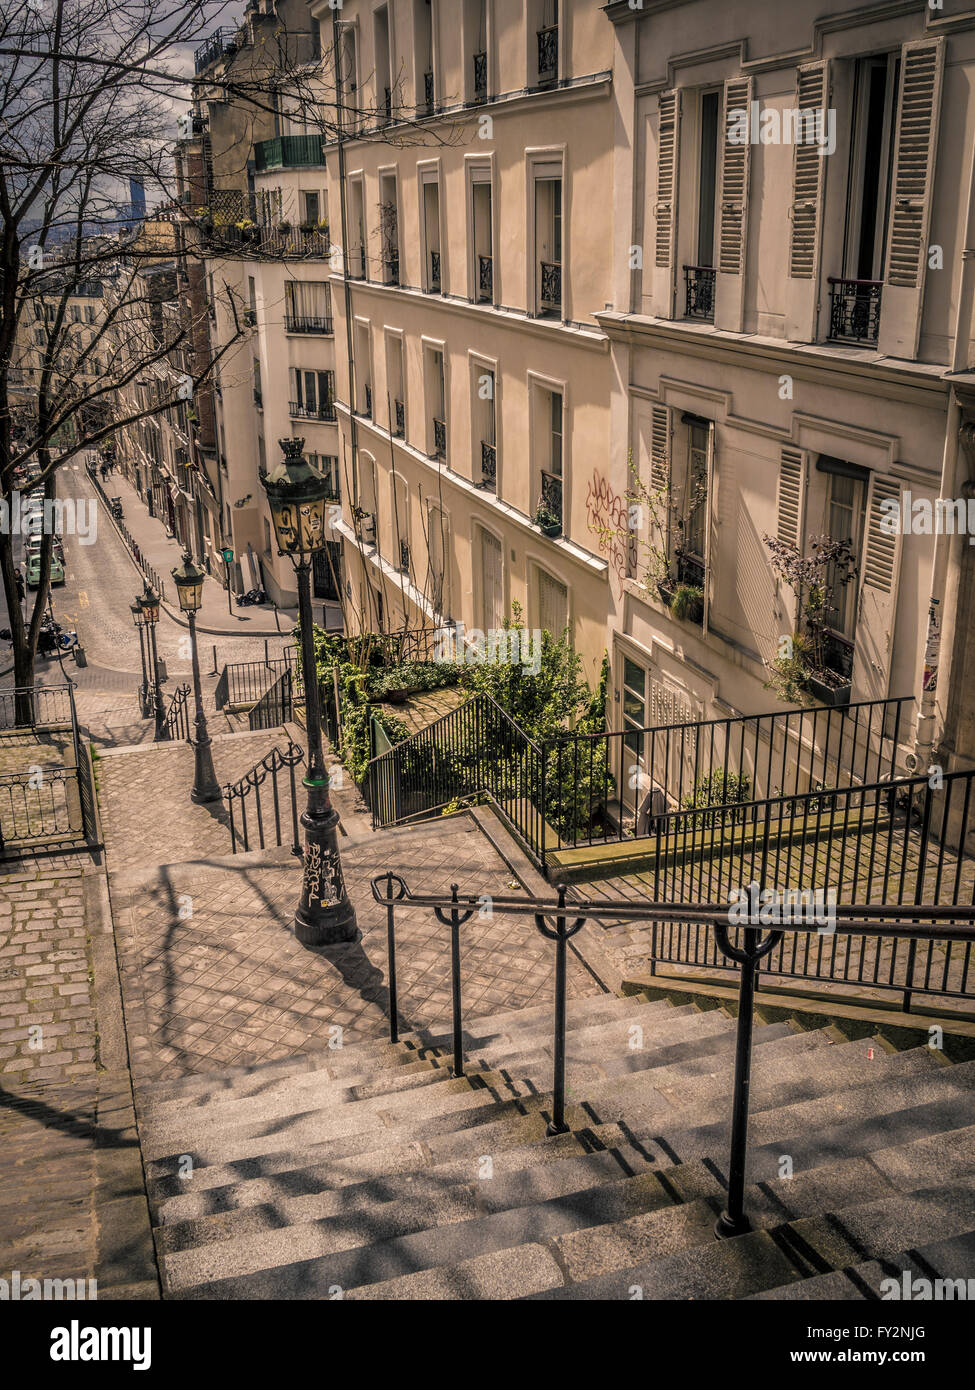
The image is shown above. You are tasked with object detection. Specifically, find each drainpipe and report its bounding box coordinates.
[912,132,975,775]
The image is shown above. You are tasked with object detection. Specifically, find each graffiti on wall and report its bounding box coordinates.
[586,470,637,598]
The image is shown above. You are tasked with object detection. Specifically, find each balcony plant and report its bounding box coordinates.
[763,533,858,707]
[669,582,704,624]
[533,498,561,537]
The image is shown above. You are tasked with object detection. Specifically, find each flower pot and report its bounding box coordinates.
[538,520,561,538]
[808,673,851,707]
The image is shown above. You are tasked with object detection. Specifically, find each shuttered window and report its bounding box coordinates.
[479,528,504,632]
[718,77,752,275]
[655,90,680,269]
[650,405,671,493]
[885,39,944,289]
[788,63,829,279]
[862,476,900,594]
[776,448,805,550]
[537,569,568,639]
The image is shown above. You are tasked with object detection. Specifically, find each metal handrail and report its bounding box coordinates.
[225,740,306,854]
[371,871,975,1238]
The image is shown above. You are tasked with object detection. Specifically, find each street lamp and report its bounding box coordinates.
[139,583,167,741]
[171,551,222,804]
[131,600,151,718]
[260,437,356,946]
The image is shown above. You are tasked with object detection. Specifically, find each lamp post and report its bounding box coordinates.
[131,600,150,717]
[139,583,167,741]
[171,551,222,803]
[260,437,356,946]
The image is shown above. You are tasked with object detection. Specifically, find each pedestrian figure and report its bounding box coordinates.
[15,569,24,602]
[133,543,141,564]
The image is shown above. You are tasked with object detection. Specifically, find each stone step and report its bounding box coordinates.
[137,991,660,1110]
[747,1229,975,1300]
[165,1172,712,1298]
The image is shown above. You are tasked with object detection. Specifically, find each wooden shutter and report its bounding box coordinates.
[878,38,945,358]
[479,528,504,632]
[703,420,716,632]
[715,76,752,332]
[785,61,829,341]
[774,448,806,625]
[649,404,672,572]
[653,90,681,315]
[537,569,568,638]
[852,474,902,702]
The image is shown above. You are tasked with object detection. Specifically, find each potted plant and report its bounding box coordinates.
[278,219,292,234]
[763,533,858,707]
[670,583,704,624]
[533,498,561,537]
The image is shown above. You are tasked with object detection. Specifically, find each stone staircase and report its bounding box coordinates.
[135,990,975,1300]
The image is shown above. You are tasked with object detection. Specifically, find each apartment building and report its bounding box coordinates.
[306,0,616,679]
[600,0,975,792]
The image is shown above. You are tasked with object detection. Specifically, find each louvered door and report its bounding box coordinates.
[715,77,752,332]
[653,90,681,316]
[878,38,945,358]
[774,447,806,622]
[785,62,829,341]
[851,474,902,702]
[649,404,672,577]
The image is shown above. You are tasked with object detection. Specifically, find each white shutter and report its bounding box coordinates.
[785,61,829,341]
[878,39,945,358]
[537,569,568,639]
[715,76,752,332]
[774,447,806,624]
[479,528,504,631]
[652,90,681,316]
[649,404,672,572]
[852,474,902,702]
[703,420,716,632]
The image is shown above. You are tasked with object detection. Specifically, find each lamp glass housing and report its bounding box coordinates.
[140,590,160,626]
[131,601,144,630]
[261,437,330,558]
[171,553,206,613]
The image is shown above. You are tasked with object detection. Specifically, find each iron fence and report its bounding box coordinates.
[225,741,305,854]
[372,873,975,1239]
[0,766,81,848]
[215,648,297,708]
[0,684,73,731]
[248,665,296,731]
[164,684,191,741]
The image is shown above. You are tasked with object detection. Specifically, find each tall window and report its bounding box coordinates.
[536,568,567,638]
[824,471,866,644]
[697,91,720,267]
[680,420,709,584]
[290,369,335,420]
[845,55,899,281]
[535,172,562,315]
[284,281,331,333]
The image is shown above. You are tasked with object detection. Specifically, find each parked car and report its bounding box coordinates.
[26,535,64,563]
[26,550,65,588]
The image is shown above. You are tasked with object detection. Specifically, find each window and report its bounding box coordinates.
[307,453,340,499]
[474,364,496,490]
[422,174,442,292]
[536,568,567,638]
[374,6,392,122]
[387,335,406,437]
[302,191,320,226]
[478,527,504,630]
[622,657,647,760]
[349,178,366,278]
[532,0,558,88]
[427,503,448,613]
[379,172,399,283]
[284,281,332,333]
[252,358,262,409]
[678,419,709,586]
[471,177,493,302]
[355,322,372,416]
[338,24,358,133]
[822,468,867,674]
[263,518,272,555]
[465,0,488,103]
[845,56,899,283]
[534,171,562,315]
[290,369,335,420]
[534,384,563,532]
[426,347,446,457]
[415,0,434,113]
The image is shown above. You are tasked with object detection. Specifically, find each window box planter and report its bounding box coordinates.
[807,672,851,707]
[669,583,704,625]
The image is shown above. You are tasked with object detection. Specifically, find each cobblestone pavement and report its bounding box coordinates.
[109,816,602,1084]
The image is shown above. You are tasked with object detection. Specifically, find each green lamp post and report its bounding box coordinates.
[171,551,222,804]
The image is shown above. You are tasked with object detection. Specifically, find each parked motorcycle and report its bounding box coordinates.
[109,496,124,521]
[237,588,267,606]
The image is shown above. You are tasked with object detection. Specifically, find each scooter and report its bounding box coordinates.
[237,588,267,606]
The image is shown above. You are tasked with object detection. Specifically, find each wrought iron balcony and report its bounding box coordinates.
[394,399,405,437]
[384,251,400,285]
[384,86,392,123]
[194,27,235,74]
[423,70,434,112]
[399,539,410,571]
[432,416,446,459]
[827,277,882,346]
[683,264,716,321]
[289,400,336,422]
[540,260,561,313]
[430,249,441,292]
[676,552,705,589]
[473,52,487,102]
[540,469,563,529]
[252,388,262,408]
[363,383,372,418]
[537,25,558,84]
[284,314,333,335]
[480,441,497,491]
[478,253,493,303]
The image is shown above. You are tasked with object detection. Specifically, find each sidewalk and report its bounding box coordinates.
[90,468,299,638]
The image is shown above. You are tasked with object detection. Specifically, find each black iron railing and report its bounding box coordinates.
[363,383,372,418]
[194,27,235,74]
[423,71,434,112]
[164,683,191,741]
[537,25,558,83]
[480,441,497,490]
[540,469,562,528]
[432,417,446,458]
[399,539,411,571]
[478,253,493,302]
[0,767,79,848]
[540,260,561,312]
[215,648,296,709]
[430,249,441,291]
[248,665,296,731]
[384,252,400,285]
[828,277,882,345]
[394,399,405,436]
[289,400,336,422]
[372,874,975,1237]
[683,264,716,321]
[226,741,306,855]
[285,314,333,335]
[473,51,487,101]
[0,684,72,731]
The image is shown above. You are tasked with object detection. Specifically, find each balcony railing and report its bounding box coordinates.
[363,384,372,418]
[289,400,336,422]
[478,253,493,303]
[394,399,405,437]
[194,27,235,74]
[683,264,716,322]
[537,25,558,83]
[540,259,561,313]
[432,417,446,459]
[399,539,411,571]
[473,51,487,102]
[540,469,563,529]
[430,249,441,292]
[827,277,882,346]
[253,388,263,408]
[423,71,434,112]
[384,86,393,123]
[253,134,326,172]
[284,314,333,335]
[480,441,497,491]
[384,251,400,285]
